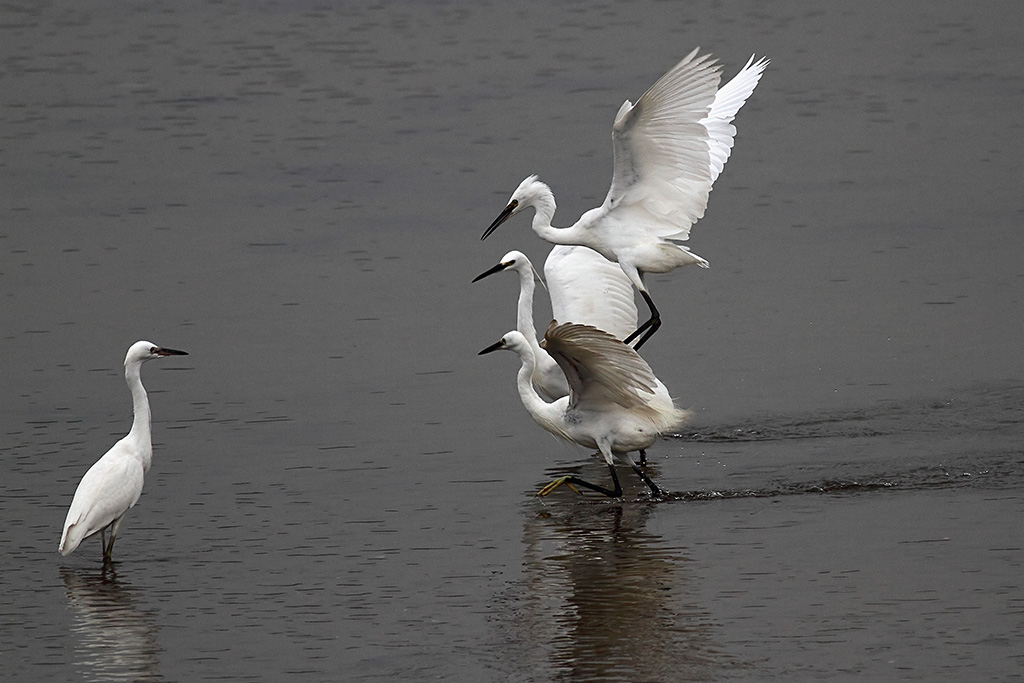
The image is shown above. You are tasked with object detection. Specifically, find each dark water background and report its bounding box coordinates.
[2,1,1022,681]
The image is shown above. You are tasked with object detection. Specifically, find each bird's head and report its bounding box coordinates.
[471,250,534,282]
[481,175,552,240]
[478,330,530,357]
[125,340,189,367]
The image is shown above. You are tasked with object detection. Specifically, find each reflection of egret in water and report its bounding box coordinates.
[498,464,734,682]
[61,567,161,682]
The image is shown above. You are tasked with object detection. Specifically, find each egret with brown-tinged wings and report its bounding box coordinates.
[479,322,687,497]
[473,245,637,401]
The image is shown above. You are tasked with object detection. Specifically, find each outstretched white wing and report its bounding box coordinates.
[601,48,722,239]
[544,245,637,341]
[542,322,656,412]
[703,55,770,184]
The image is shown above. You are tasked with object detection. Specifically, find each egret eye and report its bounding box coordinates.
[509,199,519,209]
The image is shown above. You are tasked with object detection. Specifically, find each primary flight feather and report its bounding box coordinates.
[482,50,768,349]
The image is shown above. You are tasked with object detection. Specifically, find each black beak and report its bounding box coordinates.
[156,347,188,357]
[472,261,510,283]
[481,200,517,240]
[478,339,505,355]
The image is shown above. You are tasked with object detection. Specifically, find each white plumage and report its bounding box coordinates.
[543,245,637,340]
[479,322,687,498]
[59,341,187,563]
[473,245,637,401]
[482,49,768,349]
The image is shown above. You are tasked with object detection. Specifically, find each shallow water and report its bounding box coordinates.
[3,1,1023,681]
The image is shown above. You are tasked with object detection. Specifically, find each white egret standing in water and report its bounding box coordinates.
[59,341,188,563]
[480,322,688,497]
[482,49,768,349]
[473,245,637,400]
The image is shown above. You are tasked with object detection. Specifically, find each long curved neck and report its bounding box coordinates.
[513,265,562,396]
[515,266,538,344]
[125,361,153,461]
[514,345,563,428]
[528,186,591,248]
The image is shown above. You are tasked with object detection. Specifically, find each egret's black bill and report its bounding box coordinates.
[478,340,505,355]
[481,201,517,240]
[472,261,509,282]
[156,347,189,356]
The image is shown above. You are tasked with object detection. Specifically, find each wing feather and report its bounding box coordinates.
[542,321,657,411]
[602,49,722,239]
[544,245,637,340]
[59,447,144,555]
[703,55,769,183]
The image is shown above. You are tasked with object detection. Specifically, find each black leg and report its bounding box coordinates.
[638,449,647,466]
[102,524,116,565]
[623,290,661,350]
[538,464,623,498]
[631,463,665,497]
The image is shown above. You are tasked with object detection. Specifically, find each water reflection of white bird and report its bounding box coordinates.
[61,567,161,681]
[482,49,768,349]
[473,245,637,401]
[59,341,188,563]
[479,322,687,497]
[508,504,725,680]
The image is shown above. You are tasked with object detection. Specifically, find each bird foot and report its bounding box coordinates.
[537,476,583,497]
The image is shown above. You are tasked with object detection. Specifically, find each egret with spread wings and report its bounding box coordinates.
[482,49,768,349]
[479,322,687,498]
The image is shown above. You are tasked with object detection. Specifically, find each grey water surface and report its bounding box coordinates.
[2,1,1023,681]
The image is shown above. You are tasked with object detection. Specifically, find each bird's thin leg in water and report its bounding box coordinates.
[623,290,661,350]
[102,526,116,564]
[538,464,623,498]
[639,449,647,466]
[631,463,665,497]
